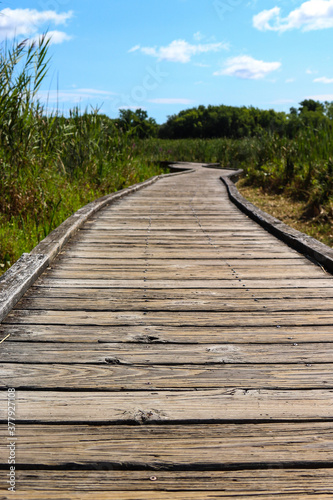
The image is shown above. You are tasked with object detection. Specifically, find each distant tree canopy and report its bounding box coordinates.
[299,99,325,114]
[157,102,333,140]
[114,101,333,141]
[117,109,158,139]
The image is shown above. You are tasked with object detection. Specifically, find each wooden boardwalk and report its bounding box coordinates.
[1,163,333,498]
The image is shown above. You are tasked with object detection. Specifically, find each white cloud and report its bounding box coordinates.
[314,76,333,83]
[0,7,73,42]
[214,55,281,80]
[148,98,193,104]
[38,88,116,104]
[307,93,333,100]
[128,45,140,53]
[31,30,72,45]
[77,89,116,96]
[132,39,228,63]
[286,78,295,83]
[253,7,281,31]
[253,1,333,33]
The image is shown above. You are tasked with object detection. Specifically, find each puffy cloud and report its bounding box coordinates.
[253,7,281,31]
[314,76,333,83]
[31,30,72,45]
[214,55,281,80]
[0,8,73,41]
[253,1,333,32]
[131,39,228,63]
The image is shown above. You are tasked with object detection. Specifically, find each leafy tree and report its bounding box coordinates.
[299,99,325,114]
[118,108,158,138]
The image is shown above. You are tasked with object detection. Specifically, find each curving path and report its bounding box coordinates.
[1,163,333,498]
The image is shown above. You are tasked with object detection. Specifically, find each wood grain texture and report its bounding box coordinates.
[1,469,332,493]
[16,295,333,312]
[2,323,333,343]
[1,363,333,389]
[1,389,333,422]
[5,310,333,327]
[1,164,333,497]
[1,423,333,465]
[1,492,332,499]
[31,278,333,289]
[0,253,49,322]
[2,341,333,364]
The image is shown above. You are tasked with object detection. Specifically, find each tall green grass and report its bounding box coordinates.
[0,37,163,274]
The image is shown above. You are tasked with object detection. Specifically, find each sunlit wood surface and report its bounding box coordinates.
[1,164,333,498]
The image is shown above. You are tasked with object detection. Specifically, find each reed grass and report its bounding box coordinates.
[0,37,163,275]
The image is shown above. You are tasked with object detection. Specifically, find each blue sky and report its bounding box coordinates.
[2,0,333,123]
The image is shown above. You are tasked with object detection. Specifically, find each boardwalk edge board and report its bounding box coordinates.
[221,174,333,274]
[0,163,210,324]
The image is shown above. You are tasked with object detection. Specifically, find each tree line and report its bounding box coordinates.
[116,100,333,140]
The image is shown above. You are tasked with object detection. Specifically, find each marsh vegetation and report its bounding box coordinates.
[1,37,332,273]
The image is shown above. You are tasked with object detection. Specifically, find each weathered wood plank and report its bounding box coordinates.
[64,250,304,259]
[1,492,331,499]
[0,254,49,323]
[48,257,315,266]
[2,341,333,364]
[16,296,333,313]
[73,237,293,245]
[1,423,333,463]
[24,286,333,299]
[44,268,326,279]
[28,278,333,289]
[1,363,333,389]
[2,469,332,494]
[76,232,286,239]
[85,222,268,228]
[2,323,332,344]
[1,390,333,422]
[5,310,333,327]
[68,239,298,248]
